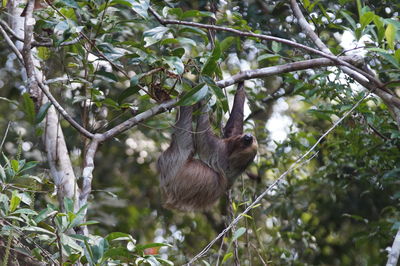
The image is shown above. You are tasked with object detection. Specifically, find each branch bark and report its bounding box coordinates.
[289,0,400,111]
[8,0,80,211]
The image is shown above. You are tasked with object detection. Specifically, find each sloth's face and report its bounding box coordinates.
[226,134,258,168]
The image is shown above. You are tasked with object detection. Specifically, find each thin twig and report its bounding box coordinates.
[36,81,94,139]
[0,24,24,63]
[0,122,11,152]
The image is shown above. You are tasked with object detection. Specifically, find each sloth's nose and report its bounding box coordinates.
[243,134,253,145]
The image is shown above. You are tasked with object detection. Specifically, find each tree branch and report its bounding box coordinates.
[0,4,94,139]
[78,135,101,235]
[9,0,81,212]
[0,19,82,47]
[99,56,359,141]
[36,81,94,139]
[0,24,24,63]
[289,0,400,110]
[289,1,400,264]
[101,98,178,141]
[215,55,361,88]
[148,6,382,88]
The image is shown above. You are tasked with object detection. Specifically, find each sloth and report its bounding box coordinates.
[157,82,258,211]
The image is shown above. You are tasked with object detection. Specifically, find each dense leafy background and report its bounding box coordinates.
[1,0,400,264]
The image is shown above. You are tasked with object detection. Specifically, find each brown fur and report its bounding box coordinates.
[157,83,257,211]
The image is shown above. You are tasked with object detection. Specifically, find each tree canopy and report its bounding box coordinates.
[1,0,400,265]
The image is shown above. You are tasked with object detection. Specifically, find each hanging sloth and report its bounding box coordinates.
[157,82,258,211]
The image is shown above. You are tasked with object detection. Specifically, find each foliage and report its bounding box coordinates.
[0,153,172,264]
[0,0,400,265]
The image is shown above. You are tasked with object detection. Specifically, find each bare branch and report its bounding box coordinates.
[148,6,382,88]
[0,24,24,63]
[101,98,178,141]
[289,0,400,111]
[216,55,361,88]
[78,136,101,235]
[8,0,94,139]
[99,56,360,141]
[36,81,94,139]
[9,0,81,212]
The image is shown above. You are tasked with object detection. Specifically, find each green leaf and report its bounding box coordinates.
[130,74,143,87]
[35,102,52,124]
[143,26,170,47]
[118,86,141,103]
[178,26,207,39]
[164,56,184,75]
[64,197,74,213]
[20,161,39,172]
[171,47,185,58]
[378,52,400,69]
[202,76,229,112]
[12,208,38,215]
[34,207,56,223]
[21,93,36,124]
[37,47,51,60]
[131,0,149,18]
[395,49,400,63]
[181,10,215,20]
[220,36,236,54]
[271,41,282,53]
[341,11,356,29]
[10,191,21,213]
[360,12,374,30]
[54,20,70,36]
[62,233,84,252]
[11,159,19,172]
[95,70,118,82]
[111,0,132,7]
[59,0,79,8]
[222,252,233,263]
[232,227,246,242]
[176,83,209,106]
[77,220,99,226]
[106,232,133,242]
[202,42,221,76]
[385,23,396,50]
[103,247,133,259]
[257,53,280,62]
[373,16,385,42]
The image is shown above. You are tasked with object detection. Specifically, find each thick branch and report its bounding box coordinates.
[100,56,360,141]
[9,0,80,212]
[289,0,400,111]
[148,6,382,88]
[216,55,361,88]
[101,98,178,141]
[78,136,101,235]
[2,19,93,139]
[36,81,94,139]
